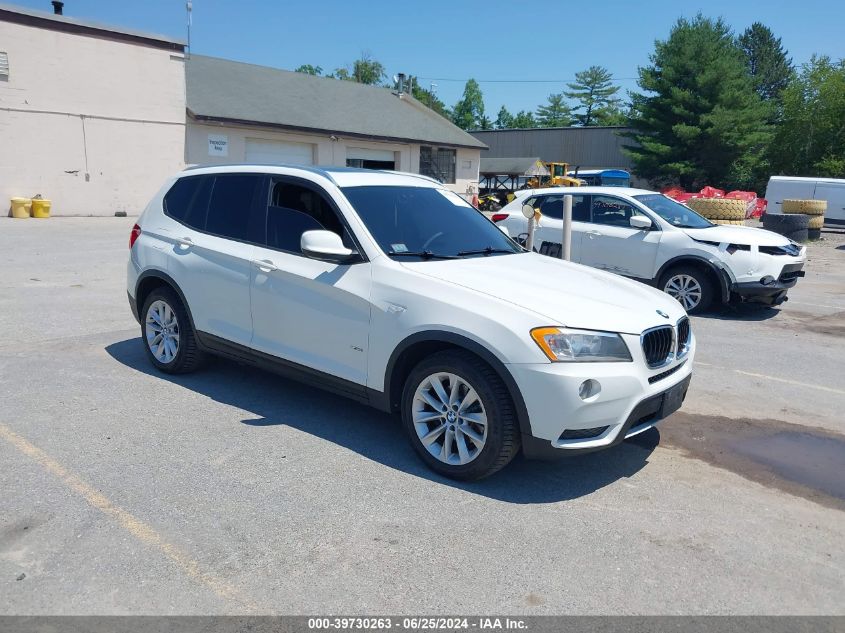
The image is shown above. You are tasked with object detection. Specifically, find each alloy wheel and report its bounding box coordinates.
[664,274,702,312]
[145,299,180,364]
[412,372,488,466]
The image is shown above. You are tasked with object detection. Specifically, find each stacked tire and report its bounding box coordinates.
[762,213,810,242]
[685,198,747,225]
[782,199,826,240]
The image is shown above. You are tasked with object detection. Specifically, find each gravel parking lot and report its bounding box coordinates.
[1,217,843,615]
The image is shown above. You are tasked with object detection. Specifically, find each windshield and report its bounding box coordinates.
[341,186,523,260]
[634,194,714,229]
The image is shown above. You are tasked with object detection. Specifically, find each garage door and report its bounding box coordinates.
[346,146,396,170]
[245,139,314,165]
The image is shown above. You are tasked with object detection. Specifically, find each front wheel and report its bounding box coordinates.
[659,266,713,314]
[401,350,520,480]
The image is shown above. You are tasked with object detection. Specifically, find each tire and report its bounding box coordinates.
[713,219,745,225]
[659,265,714,314]
[808,215,824,230]
[762,213,810,237]
[784,228,809,243]
[782,199,826,215]
[401,350,520,480]
[686,198,747,221]
[808,228,821,241]
[140,287,206,374]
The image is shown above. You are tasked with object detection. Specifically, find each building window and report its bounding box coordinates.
[420,146,456,184]
[0,52,9,78]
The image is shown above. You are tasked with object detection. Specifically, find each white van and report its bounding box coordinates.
[765,176,845,224]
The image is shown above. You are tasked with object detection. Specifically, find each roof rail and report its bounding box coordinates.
[181,163,337,185]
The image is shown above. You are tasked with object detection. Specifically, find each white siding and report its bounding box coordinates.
[0,19,185,216]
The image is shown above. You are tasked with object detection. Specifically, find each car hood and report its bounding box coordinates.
[401,253,686,335]
[681,224,792,247]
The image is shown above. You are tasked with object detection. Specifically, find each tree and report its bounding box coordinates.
[495,105,515,129]
[738,23,793,102]
[565,66,620,126]
[625,15,771,190]
[451,79,485,130]
[478,114,493,130]
[330,53,386,85]
[294,64,323,76]
[769,56,845,178]
[535,93,573,127]
[405,76,450,118]
[512,110,536,128]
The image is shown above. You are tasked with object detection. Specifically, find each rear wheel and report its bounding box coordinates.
[401,350,520,480]
[141,287,205,374]
[660,265,714,314]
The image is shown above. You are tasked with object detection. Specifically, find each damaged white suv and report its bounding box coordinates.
[495,187,807,313]
[128,166,693,480]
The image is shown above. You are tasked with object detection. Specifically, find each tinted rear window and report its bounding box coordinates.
[205,175,263,241]
[163,176,212,229]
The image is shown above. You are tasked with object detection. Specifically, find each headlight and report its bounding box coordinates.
[530,327,632,362]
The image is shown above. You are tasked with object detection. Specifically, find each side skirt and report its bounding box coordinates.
[195,331,390,411]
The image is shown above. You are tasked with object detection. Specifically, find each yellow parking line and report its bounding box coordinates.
[0,423,258,612]
[694,363,845,396]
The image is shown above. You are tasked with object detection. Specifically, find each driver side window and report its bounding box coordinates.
[590,195,644,227]
[265,180,353,254]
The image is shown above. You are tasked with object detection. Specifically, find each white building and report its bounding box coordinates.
[185,55,484,199]
[0,3,187,216]
[0,3,485,216]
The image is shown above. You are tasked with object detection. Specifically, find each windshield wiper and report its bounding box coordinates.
[387,250,460,260]
[456,246,515,256]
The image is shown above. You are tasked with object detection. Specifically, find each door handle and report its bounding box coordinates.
[586,230,602,239]
[252,259,278,272]
[176,237,194,247]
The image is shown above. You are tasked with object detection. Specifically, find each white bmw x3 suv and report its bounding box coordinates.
[494,187,807,313]
[127,166,694,480]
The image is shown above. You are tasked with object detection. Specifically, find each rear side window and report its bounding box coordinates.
[536,194,591,221]
[205,175,263,241]
[163,176,212,229]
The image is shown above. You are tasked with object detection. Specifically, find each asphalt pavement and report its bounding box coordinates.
[1,217,843,615]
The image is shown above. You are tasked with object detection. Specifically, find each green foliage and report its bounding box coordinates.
[535,93,573,127]
[405,76,450,118]
[512,110,536,128]
[738,23,793,102]
[451,79,486,130]
[478,114,493,130]
[294,64,323,76]
[328,53,386,85]
[565,66,621,126]
[495,106,515,129]
[769,56,845,178]
[625,15,771,190]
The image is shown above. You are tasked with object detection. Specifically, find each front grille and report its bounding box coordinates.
[761,244,802,257]
[559,426,609,441]
[677,317,691,357]
[641,325,674,368]
[648,361,685,384]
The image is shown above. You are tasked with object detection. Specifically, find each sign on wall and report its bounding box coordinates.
[208,134,228,157]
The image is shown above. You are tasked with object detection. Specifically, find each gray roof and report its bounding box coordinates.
[471,127,636,171]
[479,157,549,176]
[186,55,485,149]
[0,3,184,49]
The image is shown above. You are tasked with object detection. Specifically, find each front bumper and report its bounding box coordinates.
[508,335,695,459]
[731,262,805,305]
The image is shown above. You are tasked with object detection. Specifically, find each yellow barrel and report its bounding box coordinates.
[10,197,31,218]
[31,199,51,218]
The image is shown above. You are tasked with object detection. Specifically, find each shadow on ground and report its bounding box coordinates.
[106,337,659,504]
[697,302,782,322]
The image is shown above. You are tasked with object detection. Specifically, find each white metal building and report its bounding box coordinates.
[0,3,187,216]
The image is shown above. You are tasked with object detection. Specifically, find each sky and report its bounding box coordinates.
[12,0,845,116]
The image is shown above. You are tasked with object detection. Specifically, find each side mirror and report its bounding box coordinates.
[301,230,357,264]
[630,215,653,230]
[521,203,535,219]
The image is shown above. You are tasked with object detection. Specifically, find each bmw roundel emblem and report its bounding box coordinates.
[656,309,670,319]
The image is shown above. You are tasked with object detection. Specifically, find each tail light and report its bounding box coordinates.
[491,213,508,223]
[129,223,141,248]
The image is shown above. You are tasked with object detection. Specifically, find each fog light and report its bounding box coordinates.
[578,379,601,400]
[760,275,775,285]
